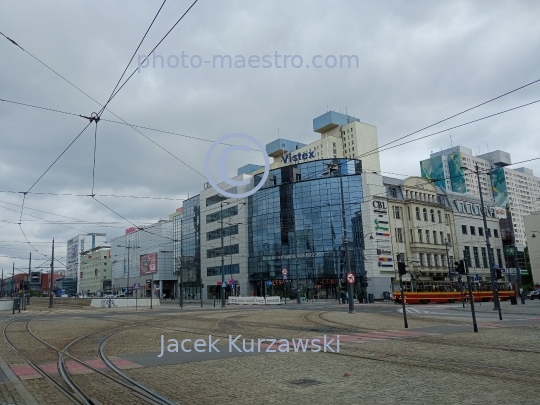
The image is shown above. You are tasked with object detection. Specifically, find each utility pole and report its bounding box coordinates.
[127,240,130,298]
[1,268,3,297]
[338,161,354,313]
[463,255,478,332]
[220,201,226,308]
[49,239,54,308]
[512,230,525,304]
[178,263,183,309]
[470,163,502,318]
[12,263,15,297]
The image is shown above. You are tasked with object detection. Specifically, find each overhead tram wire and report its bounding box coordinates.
[0,189,187,201]
[357,77,540,160]
[96,0,168,118]
[102,0,200,110]
[357,98,540,160]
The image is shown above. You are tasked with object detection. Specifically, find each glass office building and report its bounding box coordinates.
[180,196,202,299]
[248,158,367,299]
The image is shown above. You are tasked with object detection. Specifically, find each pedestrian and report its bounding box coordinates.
[345,292,349,304]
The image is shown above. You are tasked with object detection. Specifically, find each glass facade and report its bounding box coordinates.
[180,196,201,298]
[248,159,365,298]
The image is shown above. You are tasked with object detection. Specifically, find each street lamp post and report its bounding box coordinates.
[444,239,453,281]
[117,242,140,298]
[511,231,525,304]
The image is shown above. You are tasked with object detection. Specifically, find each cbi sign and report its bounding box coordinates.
[372,200,387,210]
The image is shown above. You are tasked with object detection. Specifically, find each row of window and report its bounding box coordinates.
[461,225,498,238]
[207,244,239,258]
[206,205,238,223]
[463,246,503,268]
[393,206,447,224]
[207,263,240,276]
[395,228,451,245]
[418,253,450,267]
[455,201,496,217]
[206,224,239,241]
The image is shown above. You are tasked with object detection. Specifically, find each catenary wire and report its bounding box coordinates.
[357,77,540,159]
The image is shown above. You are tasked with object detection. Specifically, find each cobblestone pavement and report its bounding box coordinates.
[1,305,539,404]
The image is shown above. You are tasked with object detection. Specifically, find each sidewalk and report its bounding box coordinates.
[450,299,540,316]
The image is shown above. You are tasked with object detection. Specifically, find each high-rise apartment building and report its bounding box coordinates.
[420,147,540,249]
[66,233,107,293]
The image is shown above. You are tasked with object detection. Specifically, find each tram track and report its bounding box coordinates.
[3,317,179,404]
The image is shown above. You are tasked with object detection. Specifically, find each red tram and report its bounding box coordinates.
[392,280,516,304]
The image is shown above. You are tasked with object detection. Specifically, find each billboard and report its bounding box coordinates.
[140,253,158,275]
[494,207,507,219]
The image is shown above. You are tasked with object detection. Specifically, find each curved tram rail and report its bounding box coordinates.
[3,318,177,405]
[392,280,516,304]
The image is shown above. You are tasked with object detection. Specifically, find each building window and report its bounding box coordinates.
[466,204,472,214]
[416,207,421,220]
[206,205,238,223]
[407,207,411,220]
[419,254,424,266]
[207,264,240,276]
[437,210,442,223]
[478,227,484,237]
[391,188,398,198]
[425,230,430,243]
[206,194,228,207]
[410,229,414,242]
[418,229,423,243]
[440,232,445,245]
[433,231,437,244]
[457,202,464,212]
[423,208,428,221]
[494,229,499,238]
[396,228,403,243]
[447,233,451,245]
[430,209,435,222]
[474,206,480,215]
[481,247,488,268]
[427,254,432,267]
[464,246,471,267]
[496,249,503,267]
[470,226,476,236]
[393,206,401,219]
[473,247,480,268]
[206,224,239,241]
[207,244,239,258]
[462,225,468,235]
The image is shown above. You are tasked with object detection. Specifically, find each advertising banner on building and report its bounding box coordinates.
[372,199,393,268]
[140,253,158,275]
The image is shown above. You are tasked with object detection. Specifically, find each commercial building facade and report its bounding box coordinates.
[179,111,394,300]
[111,220,174,298]
[79,246,112,296]
[524,212,540,284]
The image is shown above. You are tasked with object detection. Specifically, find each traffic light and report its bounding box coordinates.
[397,262,407,276]
[455,260,465,275]
[495,268,502,280]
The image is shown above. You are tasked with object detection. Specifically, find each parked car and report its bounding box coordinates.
[526,290,540,300]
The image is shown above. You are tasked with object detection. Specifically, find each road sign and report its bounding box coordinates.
[282,268,288,280]
[473,274,479,283]
[266,280,272,287]
[346,272,356,284]
[133,283,140,290]
[228,279,236,285]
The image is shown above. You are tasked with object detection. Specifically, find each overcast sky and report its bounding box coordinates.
[1,0,539,274]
